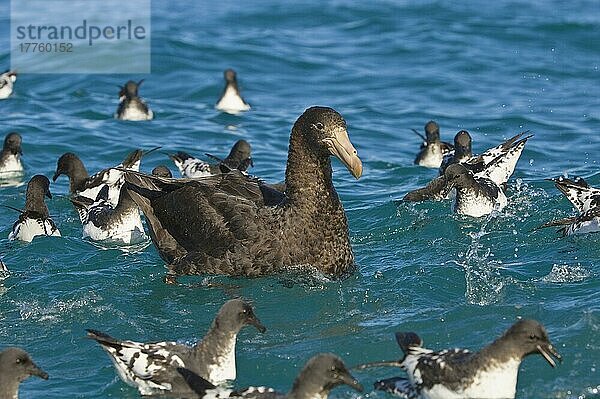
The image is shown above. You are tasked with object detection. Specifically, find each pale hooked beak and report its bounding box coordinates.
[322,127,363,179]
[537,344,562,368]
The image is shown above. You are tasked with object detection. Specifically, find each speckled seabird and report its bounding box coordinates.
[124,107,362,278]
[87,299,266,396]
[0,132,23,175]
[169,140,253,178]
[413,121,453,168]
[70,184,146,244]
[216,69,250,114]
[0,347,48,399]
[0,70,17,99]
[53,149,145,207]
[178,353,363,399]
[538,176,600,236]
[8,175,61,242]
[357,319,560,399]
[440,131,531,190]
[404,163,507,217]
[115,80,154,121]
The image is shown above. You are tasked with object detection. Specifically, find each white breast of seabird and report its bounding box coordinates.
[453,186,507,217]
[206,338,236,383]
[439,358,520,399]
[116,97,154,121]
[82,207,146,244]
[216,86,250,114]
[0,72,16,99]
[8,218,61,242]
[0,154,23,174]
[419,145,445,168]
[118,105,154,121]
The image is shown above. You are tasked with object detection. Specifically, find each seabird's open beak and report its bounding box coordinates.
[537,343,562,368]
[30,363,49,380]
[45,189,52,199]
[322,127,362,179]
[339,370,364,392]
[248,316,267,333]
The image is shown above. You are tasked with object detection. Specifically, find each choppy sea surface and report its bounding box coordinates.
[1,1,600,398]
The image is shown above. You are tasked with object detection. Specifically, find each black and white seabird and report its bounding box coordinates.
[357,319,560,399]
[70,184,146,244]
[216,69,251,114]
[152,165,173,178]
[8,175,61,242]
[169,140,253,178]
[124,106,362,278]
[538,176,600,236]
[404,163,507,217]
[53,149,144,207]
[0,257,7,273]
[0,347,48,399]
[0,132,24,175]
[87,299,266,396]
[440,131,531,190]
[178,353,363,399]
[413,121,453,168]
[115,80,154,121]
[0,70,17,99]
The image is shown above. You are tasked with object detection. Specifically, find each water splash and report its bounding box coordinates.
[541,263,590,283]
[454,215,506,306]
[13,291,104,323]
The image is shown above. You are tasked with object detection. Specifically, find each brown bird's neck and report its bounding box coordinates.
[284,126,339,211]
[25,190,49,217]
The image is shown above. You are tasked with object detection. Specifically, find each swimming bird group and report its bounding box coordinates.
[2,68,583,399]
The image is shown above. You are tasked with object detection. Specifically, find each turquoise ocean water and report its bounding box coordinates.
[1,1,600,397]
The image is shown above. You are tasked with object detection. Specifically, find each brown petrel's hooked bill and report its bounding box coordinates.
[322,126,362,179]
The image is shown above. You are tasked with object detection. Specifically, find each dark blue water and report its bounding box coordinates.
[1,1,600,398]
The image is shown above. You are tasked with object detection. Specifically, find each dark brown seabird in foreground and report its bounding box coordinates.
[124,106,362,279]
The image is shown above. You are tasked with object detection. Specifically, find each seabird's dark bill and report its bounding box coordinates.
[537,343,561,367]
[337,370,364,392]
[248,317,267,333]
[29,363,49,380]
